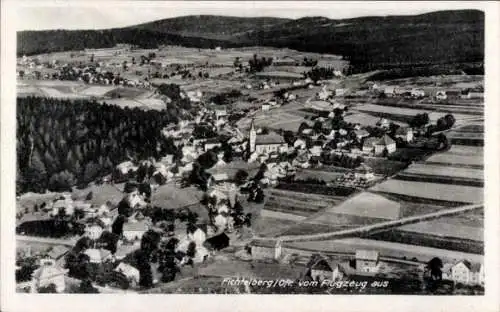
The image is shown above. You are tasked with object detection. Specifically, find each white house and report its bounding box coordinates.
[84,248,113,264]
[355,250,380,273]
[293,138,307,150]
[354,129,370,141]
[354,163,375,181]
[373,135,396,155]
[115,262,140,287]
[411,88,426,98]
[436,90,447,101]
[335,88,346,96]
[85,224,104,240]
[443,260,484,286]
[31,259,68,293]
[122,220,150,242]
[250,239,282,260]
[262,104,270,111]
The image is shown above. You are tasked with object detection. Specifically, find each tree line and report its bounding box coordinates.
[16,96,181,194]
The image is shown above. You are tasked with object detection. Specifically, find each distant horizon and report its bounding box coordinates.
[16,1,484,31]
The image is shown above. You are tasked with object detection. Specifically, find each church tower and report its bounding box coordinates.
[248,118,256,154]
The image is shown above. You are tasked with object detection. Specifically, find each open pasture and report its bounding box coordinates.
[370,180,483,204]
[402,163,483,181]
[398,219,483,242]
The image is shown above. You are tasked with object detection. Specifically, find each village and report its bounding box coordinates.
[15,43,484,295]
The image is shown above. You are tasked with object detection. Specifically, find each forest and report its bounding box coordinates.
[16,96,179,194]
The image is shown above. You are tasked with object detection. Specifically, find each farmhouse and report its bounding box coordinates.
[465,91,484,99]
[411,88,426,98]
[355,250,380,273]
[84,248,113,264]
[31,258,68,293]
[204,232,230,251]
[250,238,282,261]
[442,260,484,286]
[373,135,396,155]
[122,219,150,242]
[305,255,346,282]
[46,245,70,263]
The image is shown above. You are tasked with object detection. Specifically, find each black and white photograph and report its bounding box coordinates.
[1,0,499,310]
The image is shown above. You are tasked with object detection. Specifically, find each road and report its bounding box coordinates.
[266,203,483,243]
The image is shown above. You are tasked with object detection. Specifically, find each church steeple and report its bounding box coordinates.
[248,118,256,154]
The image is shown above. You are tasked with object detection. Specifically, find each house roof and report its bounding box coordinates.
[123,220,150,232]
[355,163,373,174]
[310,258,333,272]
[250,238,280,248]
[47,245,70,260]
[363,137,379,148]
[354,129,369,137]
[32,263,67,280]
[204,232,230,250]
[355,249,379,261]
[455,260,482,273]
[84,248,112,262]
[255,133,285,145]
[375,134,395,146]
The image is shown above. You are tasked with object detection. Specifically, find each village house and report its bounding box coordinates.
[204,232,231,251]
[31,258,69,293]
[383,86,396,97]
[363,134,396,156]
[84,248,113,264]
[355,250,380,273]
[122,219,150,242]
[411,88,426,98]
[376,118,390,129]
[204,138,222,151]
[465,90,484,99]
[250,238,282,261]
[114,262,140,287]
[436,90,447,101]
[84,224,104,240]
[394,127,414,142]
[46,246,70,265]
[354,163,375,181]
[335,88,346,96]
[261,103,270,111]
[354,129,370,141]
[442,260,485,286]
[306,255,347,282]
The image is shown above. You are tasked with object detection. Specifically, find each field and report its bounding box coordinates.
[314,192,402,220]
[252,215,303,237]
[398,219,483,242]
[355,103,477,124]
[151,185,205,209]
[264,188,348,217]
[284,238,484,263]
[402,163,483,181]
[425,146,483,168]
[363,158,408,176]
[344,112,408,127]
[71,183,124,207]
[370,180,483,204]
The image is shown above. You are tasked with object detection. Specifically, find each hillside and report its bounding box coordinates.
[17,10,484,70]
[132,15,290,40]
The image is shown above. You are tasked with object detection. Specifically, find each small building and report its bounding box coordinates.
[354,163,375,181]
[215,109,228,120]
[122,220,150,242]
[46,245,70,263]
[335,88,346,97]
[383,86,396,97]
[84,248,113,264]
[374,135,396,155]
[466,91,484,99]
[394,127,414,143]
[250,238,282,261]
[443,260,485,286]
[204,138,222,152]
[261,104,270,111]
[355,249,380,273]
[362,137,378,154]
[204,232,230,251]
[436,90,447,101]
[114,262,140,287]
[84,224,104,240]
[354,129,370,141]
[31,258,68,293]
[411,88,426,98]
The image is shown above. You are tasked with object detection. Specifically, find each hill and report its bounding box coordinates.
[132,15,290,40]
[17,10,484,70]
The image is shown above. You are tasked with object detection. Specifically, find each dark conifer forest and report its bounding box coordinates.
[16,97,178,194]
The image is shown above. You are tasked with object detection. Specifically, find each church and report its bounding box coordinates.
[247,119,288,156]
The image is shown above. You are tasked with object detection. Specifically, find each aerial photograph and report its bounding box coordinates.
[14,3,484,295]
